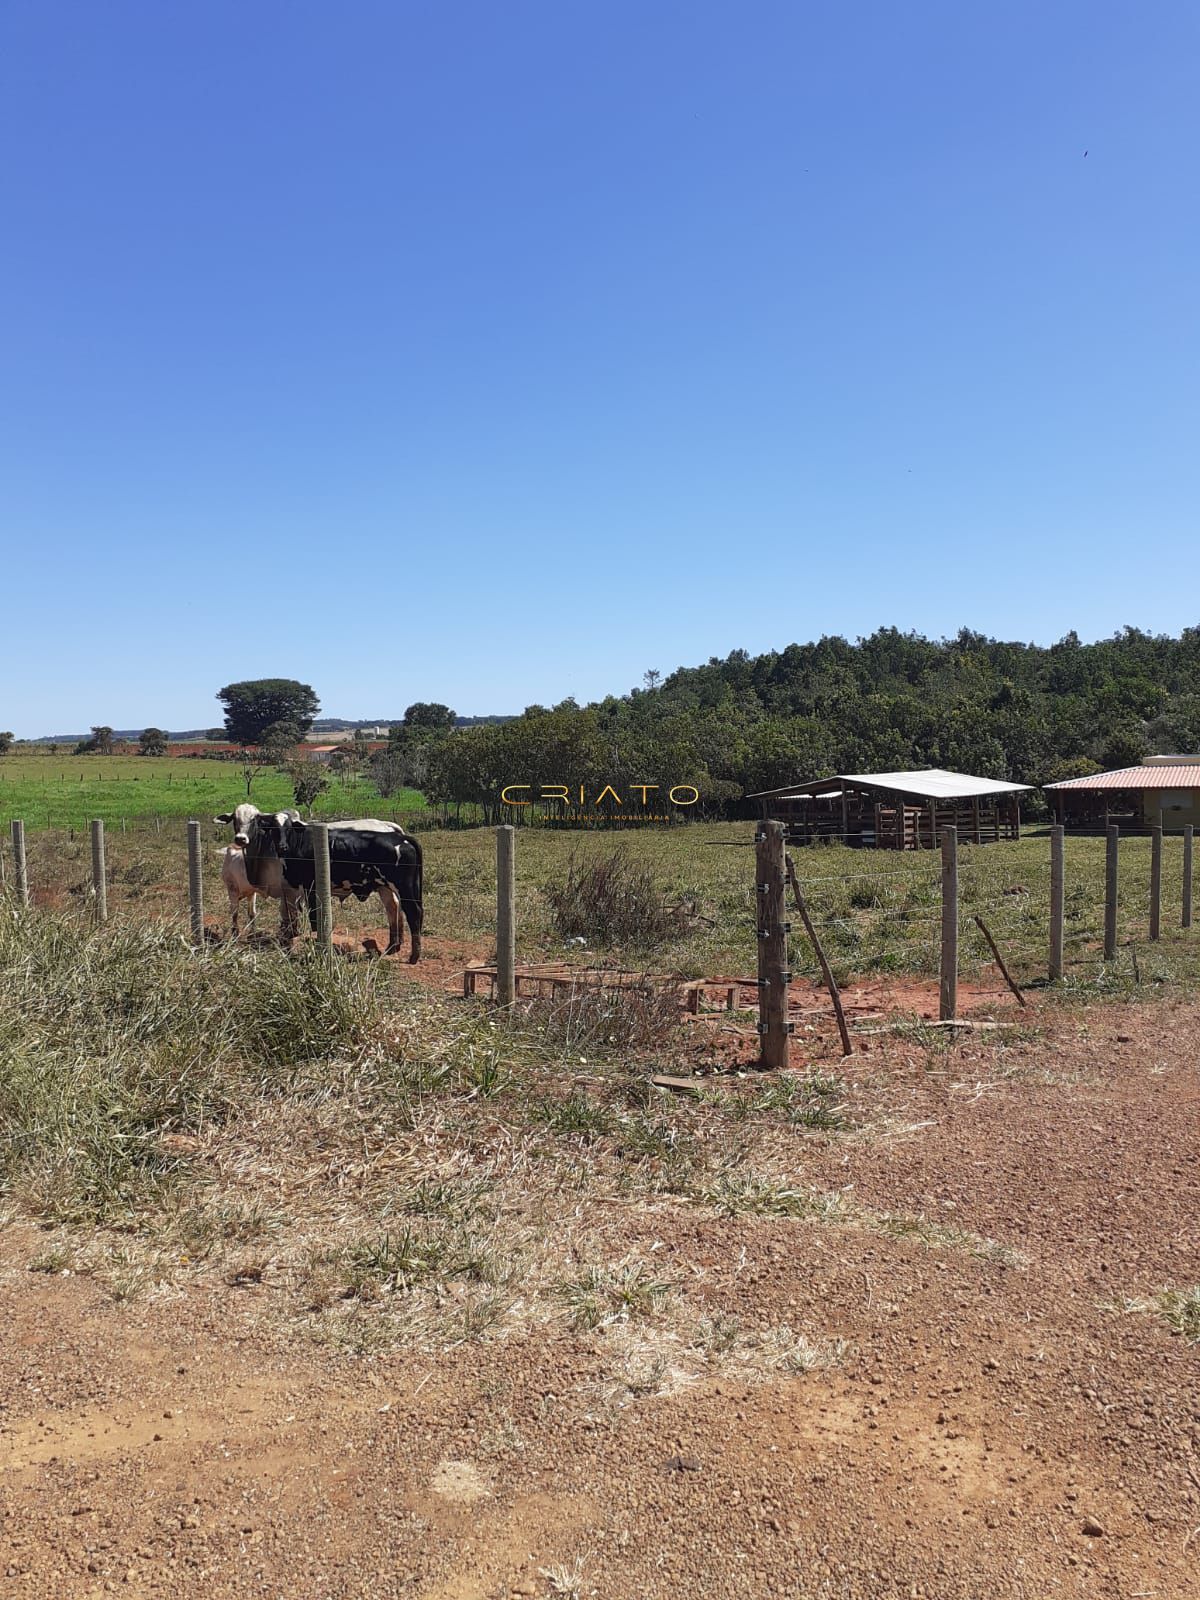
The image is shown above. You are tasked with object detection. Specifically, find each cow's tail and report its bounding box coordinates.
[410,835,423,905]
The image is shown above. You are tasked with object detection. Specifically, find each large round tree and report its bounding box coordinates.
[216,680,320,745]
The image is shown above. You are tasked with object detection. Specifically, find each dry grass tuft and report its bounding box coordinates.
[544,849,690,948]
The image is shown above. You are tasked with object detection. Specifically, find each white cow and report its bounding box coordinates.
[220,843,259,939]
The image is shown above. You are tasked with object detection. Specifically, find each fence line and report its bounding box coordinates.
[2,818,1196,1029]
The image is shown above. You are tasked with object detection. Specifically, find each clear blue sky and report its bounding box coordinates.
[2,2,1197,735]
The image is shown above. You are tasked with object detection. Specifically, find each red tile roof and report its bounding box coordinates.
[1045,766,1200,790]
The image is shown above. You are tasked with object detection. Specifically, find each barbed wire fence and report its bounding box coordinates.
[1,814,1196,1065]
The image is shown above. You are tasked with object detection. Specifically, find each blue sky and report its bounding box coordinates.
[1,1,1197,735]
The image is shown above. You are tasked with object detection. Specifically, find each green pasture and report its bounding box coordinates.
[8,810,1198,995]
[0,753,425,831]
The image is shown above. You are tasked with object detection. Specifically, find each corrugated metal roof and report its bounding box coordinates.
[842,769,1031,800]
[1045,765,1200,791]
[747,768,1030,801]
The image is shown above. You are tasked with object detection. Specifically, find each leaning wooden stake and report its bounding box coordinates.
[496,825,516,1008]
[973,915,1026,1007]
[755,821,790,1069]
[12,819,29,907]
[1149,824,1162,942]
[1184,825,1193,930]
[1104,824,1119,961]
[90,818,108,926]
[1049,825,1064,982]
[311,822,333,956]
[786,853,852,1056]
[939,826,958,1021]
[186,820,204,945]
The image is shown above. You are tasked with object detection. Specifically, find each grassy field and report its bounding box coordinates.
[8,810,1198,993]
[0,752,425,830]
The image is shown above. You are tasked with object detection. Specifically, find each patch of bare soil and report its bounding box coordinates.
[4,999,1200,1598]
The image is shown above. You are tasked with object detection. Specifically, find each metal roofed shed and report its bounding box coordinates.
[1044,755,1200,833]
[746,768,1031,850]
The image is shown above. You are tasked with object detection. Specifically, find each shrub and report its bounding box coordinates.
[544,849,685,947]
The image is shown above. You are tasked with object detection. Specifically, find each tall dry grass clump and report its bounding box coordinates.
[544,849,686,947]
[0,903,381,1223]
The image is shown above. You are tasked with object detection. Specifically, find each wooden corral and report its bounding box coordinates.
[746,768,1030,850]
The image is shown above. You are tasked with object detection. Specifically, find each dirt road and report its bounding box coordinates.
[3,998,1200,1598]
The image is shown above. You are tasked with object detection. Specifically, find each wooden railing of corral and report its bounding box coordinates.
[767,793,1021,849]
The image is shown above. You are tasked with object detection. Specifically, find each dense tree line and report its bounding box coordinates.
[387,626,1200,821]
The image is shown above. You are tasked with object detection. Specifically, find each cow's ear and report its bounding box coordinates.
[214,813,233,824]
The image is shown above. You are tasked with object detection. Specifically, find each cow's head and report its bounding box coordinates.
[215,803,299,846]
[214,803,261,845]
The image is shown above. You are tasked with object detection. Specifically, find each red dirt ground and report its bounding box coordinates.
[4,995,1200,1597]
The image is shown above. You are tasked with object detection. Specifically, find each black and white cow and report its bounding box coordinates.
[241,811,423,961]
[213,805,300,934]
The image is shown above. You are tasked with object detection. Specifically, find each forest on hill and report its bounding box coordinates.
[395,627,1200,820]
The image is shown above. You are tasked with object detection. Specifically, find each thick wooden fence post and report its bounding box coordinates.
[311,822,333,956]
[1049,824,1064,982]
[1184,825,1194,930]
[11,819,29,908]
[1149,824,1162,942]
[939,826,958,1021]
[90,819,108,926]
[1104,825,1119,961]
[496,825,515,1007]
[755,820,790,1068]
[187,820,204,945]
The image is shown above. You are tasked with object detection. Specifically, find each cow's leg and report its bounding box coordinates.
[280,887,302,944]
[399,880,423,964]
[228,885,241,939]
[377,884,403,955]
[244,891,258,936]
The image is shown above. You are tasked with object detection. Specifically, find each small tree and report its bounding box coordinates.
[138,727,168,757]
[0,731,13,756]
[74,725,114,755]
[233,721,303,797]
[288,763,330,813]
[328,746,360,782]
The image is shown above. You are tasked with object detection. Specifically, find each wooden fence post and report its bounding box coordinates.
[187,820,204,946]
[1149,824,1162,942]
[11,819,29,908]
[311,822,333,956]
[755,820,790,1068]
[1104,825,1119,961]
[90,819,108,926]
[939,826,958,1021]
[1049,824,1064,982]
[1184,824,1193,930]
[496,825,515,1007]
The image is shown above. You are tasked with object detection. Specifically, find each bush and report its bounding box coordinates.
[544,849,686,947]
